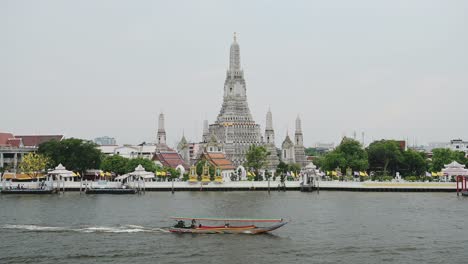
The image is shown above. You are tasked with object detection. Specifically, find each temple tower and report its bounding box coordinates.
[294,115,307,167]
[157,112,166,145]
[156,112,170,151]
[264,109,279,170]
[202,120,209,143]
[208,33,262,167]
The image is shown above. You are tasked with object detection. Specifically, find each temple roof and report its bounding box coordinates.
[15,135,63,147]
[0,132,15,146]
[153,151,188,169]
[201,152,235,170]
[282,134,294,148]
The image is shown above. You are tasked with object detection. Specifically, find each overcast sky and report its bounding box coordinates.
[1,0,467,148]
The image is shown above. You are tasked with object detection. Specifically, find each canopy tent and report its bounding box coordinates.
[2,173,47,180]
[129,164,155,179]
[47,164,77,178]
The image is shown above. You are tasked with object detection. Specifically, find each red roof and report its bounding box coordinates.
[15,135,63,147]
[7,138,22,147]
[153,151,189,169]
[0,133,14,146]
[202,152,235,170]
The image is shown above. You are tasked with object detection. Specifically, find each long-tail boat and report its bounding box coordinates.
[169,217,287,234]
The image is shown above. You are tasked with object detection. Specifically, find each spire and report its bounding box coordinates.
[157,112,167,145]
[202,120,209,143]
[158,112,165,132]
[295,115,302,133]
[229,32,241,71]
[266,109,273,130]
[203,120,209,135]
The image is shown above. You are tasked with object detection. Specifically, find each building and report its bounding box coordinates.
[206,33,263,167]
[281,116,307,167]
[153,151,189,170]
[155,112,171,152]
[0,132,63,172]
[264,109,280,171]
[293,116,307,167]
[281,134,295,164]
[199,152,235,181]
[177,135,190,165]
[94,136,116,146]
[448,139,468,154]
[98,144,156,159]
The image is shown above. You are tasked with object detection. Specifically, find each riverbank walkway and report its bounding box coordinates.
[1,180,456,192]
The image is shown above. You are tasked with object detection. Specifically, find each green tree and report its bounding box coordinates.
[367,140,403,176]
[100,155,129,175]
[196,161,214,178]
[305,147,318,156]
[244,145,269,181]
[38,138,102,173]
[400,149,427,177]
[125,157,157,174]
[19,153,50,181]
[276,161,301,174]
[276,161,289,175]
[429,148,467,172]
[317,138,368,173]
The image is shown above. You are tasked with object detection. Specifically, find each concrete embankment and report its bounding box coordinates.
[3,181,456,192]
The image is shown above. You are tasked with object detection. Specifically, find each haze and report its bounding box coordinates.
[1,0,467,147]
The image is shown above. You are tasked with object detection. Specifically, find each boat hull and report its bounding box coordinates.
[85,188,137,194]
[169,222,287,234]
[1,189,56,194]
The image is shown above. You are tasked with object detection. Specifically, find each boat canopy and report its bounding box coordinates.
[170,217,283,223]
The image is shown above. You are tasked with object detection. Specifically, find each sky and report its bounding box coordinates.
[1,0,467,148]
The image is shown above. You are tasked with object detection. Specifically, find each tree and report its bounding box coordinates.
[400,149,427,177]
[429,148,468,172]
[317,138,368,172]
[38,138,102,173]
[125,157,158,174]
[196,161,214,178]
[367,140,403,176]
[244,145,269,181]
[19,153,50,181]
[276,161,301,175]
[100,155,129,175]
[305,147,319,156]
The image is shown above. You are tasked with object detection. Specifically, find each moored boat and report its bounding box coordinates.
[1,189,56,194]
[85,188,137,194]
[168,217,287,234]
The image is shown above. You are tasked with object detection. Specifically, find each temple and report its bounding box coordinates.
[281,116,307,167]
[207,33,263,167]
[264,109,280,171]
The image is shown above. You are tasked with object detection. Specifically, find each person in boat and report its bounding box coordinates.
[174,220,186,228]
[190,219,196,228]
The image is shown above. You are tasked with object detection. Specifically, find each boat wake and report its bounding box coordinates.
[1,224,170,234]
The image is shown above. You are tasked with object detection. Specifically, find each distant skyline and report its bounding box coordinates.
[2,0,467,147]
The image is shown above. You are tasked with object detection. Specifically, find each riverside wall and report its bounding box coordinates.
[2,180,457,192]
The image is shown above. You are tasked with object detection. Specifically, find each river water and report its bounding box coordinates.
[0,191,466,264]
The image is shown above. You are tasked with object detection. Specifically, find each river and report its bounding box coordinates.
[0,191,467,263]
